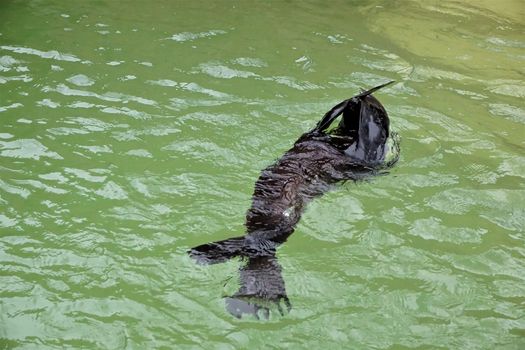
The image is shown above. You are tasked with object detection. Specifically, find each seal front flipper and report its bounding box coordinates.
[313,80,395,133]
[315,99,350,132]
[354,80,395,99]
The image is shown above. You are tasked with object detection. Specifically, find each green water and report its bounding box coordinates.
[1,0,524,348]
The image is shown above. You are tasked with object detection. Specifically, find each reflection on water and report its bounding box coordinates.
[1,0,524,348]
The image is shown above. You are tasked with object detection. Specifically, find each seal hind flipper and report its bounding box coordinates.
[189,236,246,264]
[189,235,280,264]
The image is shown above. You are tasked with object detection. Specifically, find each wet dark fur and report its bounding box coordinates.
[189,82,399,318]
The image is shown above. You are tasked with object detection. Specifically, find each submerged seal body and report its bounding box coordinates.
[190,81,398,264]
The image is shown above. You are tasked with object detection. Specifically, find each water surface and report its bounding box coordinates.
[1,0,524,349]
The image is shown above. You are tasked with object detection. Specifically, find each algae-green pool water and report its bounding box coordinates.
[1,1,524,349]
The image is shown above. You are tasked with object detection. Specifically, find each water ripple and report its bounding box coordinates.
[0,139,63,160]
[0,45,86,63]
[1,1,524,348]
[43,84,157,106]
[168,29,227,42]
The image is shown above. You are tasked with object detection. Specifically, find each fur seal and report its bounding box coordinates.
[189,81,399,318]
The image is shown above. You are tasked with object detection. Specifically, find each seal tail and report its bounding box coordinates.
[189,236,246,265]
